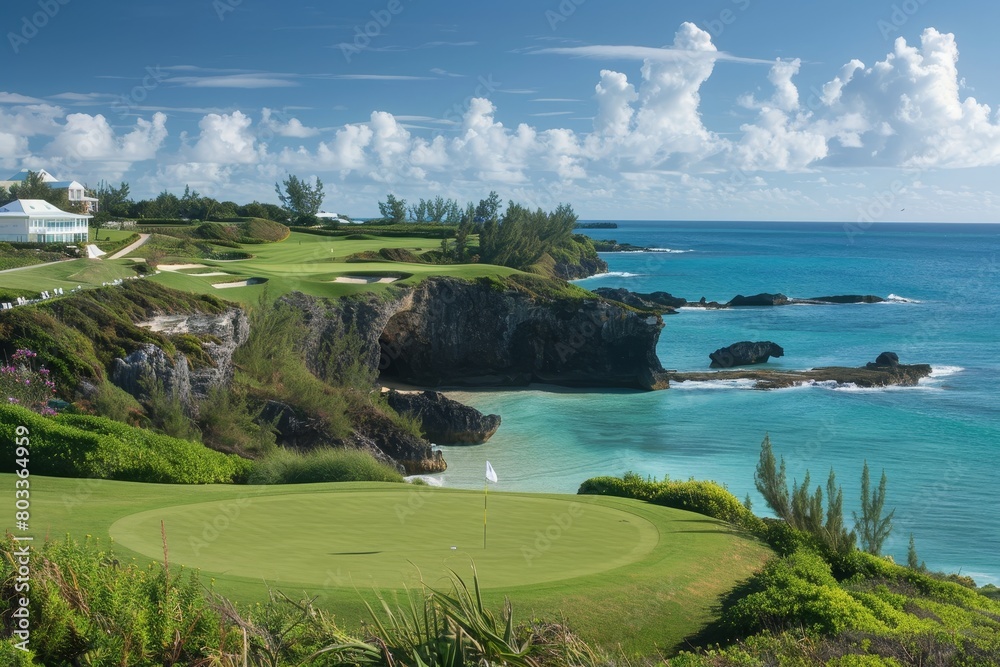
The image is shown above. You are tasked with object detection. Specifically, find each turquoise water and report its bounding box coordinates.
[434,222,1000,584]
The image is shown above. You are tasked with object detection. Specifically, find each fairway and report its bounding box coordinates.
[0,231,521,303]
[111,489,658,589]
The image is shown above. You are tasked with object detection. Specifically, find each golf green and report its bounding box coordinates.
[110,489,658,589]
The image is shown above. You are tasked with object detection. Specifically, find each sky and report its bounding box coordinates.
[2,0,1000,221]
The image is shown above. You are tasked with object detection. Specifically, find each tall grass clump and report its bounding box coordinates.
[248,447,403,485]
[235,295,352,439]
[0,535,225,667]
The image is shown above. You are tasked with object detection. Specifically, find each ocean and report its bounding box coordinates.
[433,221,1000,584]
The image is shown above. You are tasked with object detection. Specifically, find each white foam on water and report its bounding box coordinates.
[929,365,964,378]
[885,293,922,303]
[572,271,642,281]
[670,378,759,390]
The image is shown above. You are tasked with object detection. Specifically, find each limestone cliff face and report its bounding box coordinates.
[379,278,668,390]
[110,308,249,408]
[287,277,669,391]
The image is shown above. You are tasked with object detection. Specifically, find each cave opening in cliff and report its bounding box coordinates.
[377,309,421,384]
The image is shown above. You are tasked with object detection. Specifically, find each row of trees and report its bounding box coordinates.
[378,190,581,271]
[377,194,464,224]
[754,435,896,555]
[1,170,328,227]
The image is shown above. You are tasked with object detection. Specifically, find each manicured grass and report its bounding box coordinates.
[4,474,770,654]
[0,258,139,293]
[89,228,136,243]
[1,231,519,304]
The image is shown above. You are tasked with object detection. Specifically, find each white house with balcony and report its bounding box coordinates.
[0,199,91,243]
[0,169,100,214]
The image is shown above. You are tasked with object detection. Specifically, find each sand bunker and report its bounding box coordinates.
[212,278,267,289]
[158,263,207,271]
[188,271,229,277]
[331,275,400,284]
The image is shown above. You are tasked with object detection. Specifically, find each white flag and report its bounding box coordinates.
[485,461,498,483]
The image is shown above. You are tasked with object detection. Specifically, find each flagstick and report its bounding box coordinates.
[483,479,488,549]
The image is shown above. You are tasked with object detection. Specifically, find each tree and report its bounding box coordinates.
[454,217,472,262]
[754,436,855,553]
[427,196,461,223]
[907,534,921,569]
[754,434,791,520]
[239,201,287,222]
[179,185,218,221]
[823,469,854,552]
[95,180,132,218]
[5,170,78,212]
[854,461,895,555]
[0,186,10,207]
[474,191,502,223]
[8,171,54,201]
[378,193,407,223]
[147,190,181,219]
[409,198,428,222]
[275,174,324,222]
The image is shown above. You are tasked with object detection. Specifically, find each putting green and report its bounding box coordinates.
[110,488,658,589]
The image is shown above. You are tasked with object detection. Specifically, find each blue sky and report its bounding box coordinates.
[3,0,1000,221]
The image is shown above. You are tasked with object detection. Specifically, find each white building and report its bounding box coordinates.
[316,210,358,224]
[0,169,100,214]
[0,199,91,243]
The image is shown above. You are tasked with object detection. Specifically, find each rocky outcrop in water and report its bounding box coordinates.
[110,308,249,408]
[678,293,886,308]
[385,389,501,444]
[593,287,686,314]
[670,361,932,390]
[728,293,791,307]
[867,351,900,368]
[709,341,785,368]
[807,294,885,304]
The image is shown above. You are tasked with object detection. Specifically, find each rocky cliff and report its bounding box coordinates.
[385,389,501,444]
[110,308,249,409]
[286,277,668,391]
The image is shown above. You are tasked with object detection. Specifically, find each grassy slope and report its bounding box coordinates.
[0,231,521,304]
[6,474,771,655]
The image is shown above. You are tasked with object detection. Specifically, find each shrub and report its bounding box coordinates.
[196,385,277,457]
[247,447,404,484]
[0,348,57,414]
[579,473,765,534]
[723,550,886,636]
[88,380,145,425]
[0,404,252,483]
[0,535,226,666]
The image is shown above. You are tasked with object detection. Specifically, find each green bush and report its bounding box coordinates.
[578,473,765,534]
[248,447,404,484]
[0,404,252,483]
[724,550,887,636]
